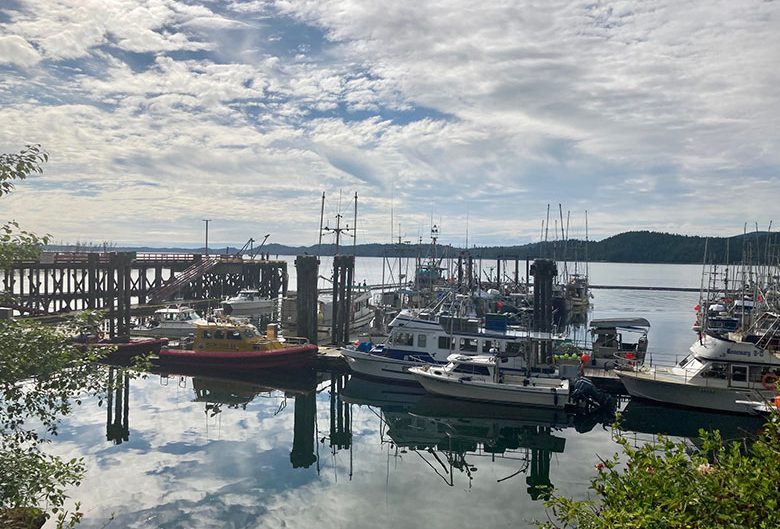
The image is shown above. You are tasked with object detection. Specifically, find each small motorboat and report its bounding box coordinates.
[409,354,569,409]
[158,319,317,370]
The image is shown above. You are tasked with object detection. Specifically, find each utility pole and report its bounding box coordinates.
[202,219,211,256]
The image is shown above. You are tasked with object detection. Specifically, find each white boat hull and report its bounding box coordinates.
[412,369,568,409]
[618,370,774,414]
[129,324,197,339]
[340,348,423,382]
[221,299,276,315]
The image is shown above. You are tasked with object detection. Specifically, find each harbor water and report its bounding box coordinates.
[40,260,765,528]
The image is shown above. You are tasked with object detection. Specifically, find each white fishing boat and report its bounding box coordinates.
[409,354,569,409]
[221,289,276,316]
[617,311,780,414]
[130,305,208,339]
[341,308,563,383]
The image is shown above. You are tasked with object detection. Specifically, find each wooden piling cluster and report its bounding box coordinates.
[295,255,320,345]
[330,255,355,346]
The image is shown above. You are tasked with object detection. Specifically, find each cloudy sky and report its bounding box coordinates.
[1,0,778,247]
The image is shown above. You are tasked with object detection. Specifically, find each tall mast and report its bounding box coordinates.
[317,191,325,257]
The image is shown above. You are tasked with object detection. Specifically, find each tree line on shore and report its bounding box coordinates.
[49,230,779,265]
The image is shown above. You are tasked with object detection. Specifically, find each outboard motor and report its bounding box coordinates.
[569,377,615,411]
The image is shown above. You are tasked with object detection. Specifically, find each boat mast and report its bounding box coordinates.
[317,191,325,257]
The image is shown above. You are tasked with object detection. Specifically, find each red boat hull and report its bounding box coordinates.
[158,343,318,370]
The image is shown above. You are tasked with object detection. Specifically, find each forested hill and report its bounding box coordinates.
[50,230,777,265]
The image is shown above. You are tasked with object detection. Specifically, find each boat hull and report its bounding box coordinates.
[340,348,426,382]
[158,344,318,370]
[411,369,568,409]
[617,370,774,414]
[130,325,197,339]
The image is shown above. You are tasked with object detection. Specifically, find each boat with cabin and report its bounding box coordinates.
[617,311,780,414]
[157,319,317,370]
[409,354,570,409]
[220,289,276,316]
[341,307,564,383]
[130,305,207,338]
[584,317,650,370]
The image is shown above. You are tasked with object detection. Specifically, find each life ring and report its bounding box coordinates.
[761,372,778,390]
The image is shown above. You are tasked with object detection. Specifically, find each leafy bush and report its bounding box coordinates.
[540,410,780,529]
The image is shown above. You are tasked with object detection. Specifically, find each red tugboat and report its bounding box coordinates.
[158,319,317,370]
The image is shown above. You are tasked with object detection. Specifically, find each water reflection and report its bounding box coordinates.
[76,367,768,529]
[341,375,613,501]
[619,399,765,444]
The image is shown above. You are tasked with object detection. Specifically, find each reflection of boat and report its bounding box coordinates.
[130,305,208,338]
[340,375,426,410]
[158,320,317,370]
[153,365,318,396]
[411,395,574,427]
[617,311,780,414]
[410,355,569,409]
[221,289,276,316]
[619,399,766,442]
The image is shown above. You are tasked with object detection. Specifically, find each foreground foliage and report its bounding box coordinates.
[0,145,106,527]
[541,411,780,529]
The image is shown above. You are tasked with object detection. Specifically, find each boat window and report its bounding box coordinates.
[394,332,414,346]
[482,340,497,353]
[731,365,748,383]
[202,330,212,339]
[438,336,453,350]
[702,363,727,379]
[678,354,693,368]
[505,342,523,356]
[417,334,427,348]
[459,338,478,352]
[453,364,490,376]
[228,330,242,340]
[214,330,225,340]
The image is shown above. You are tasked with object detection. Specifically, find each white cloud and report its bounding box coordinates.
[0,35,41,66]
[0,0,778,245]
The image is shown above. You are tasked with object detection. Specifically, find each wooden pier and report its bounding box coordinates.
[2,251,288,337]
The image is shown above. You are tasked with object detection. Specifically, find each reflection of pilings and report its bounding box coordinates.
[526,427,554,501]
[331,255,354,345]
[105,367,130,444]
[329,374,352,450]
[290,391,317,469]
[295,256,319,345]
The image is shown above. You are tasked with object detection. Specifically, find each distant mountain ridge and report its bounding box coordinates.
[47,230,778,265]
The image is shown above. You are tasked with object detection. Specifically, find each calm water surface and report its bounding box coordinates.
[43,261,765,528]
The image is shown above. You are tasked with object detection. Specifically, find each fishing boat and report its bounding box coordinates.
[130,305,207,338]
[157,319,317,370]
[617,311,780,414]
[409,354,569,409]
[341,307,563,383]
[220,289,276,316]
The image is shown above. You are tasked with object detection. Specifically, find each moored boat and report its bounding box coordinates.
[130,305,208,338]
[617,311,780,414]
[341,308,563,383]
[409,354,569,409]
[220,289,276,316]
[158,320,317,370]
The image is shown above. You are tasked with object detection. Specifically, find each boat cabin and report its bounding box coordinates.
[192,321,297,353]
